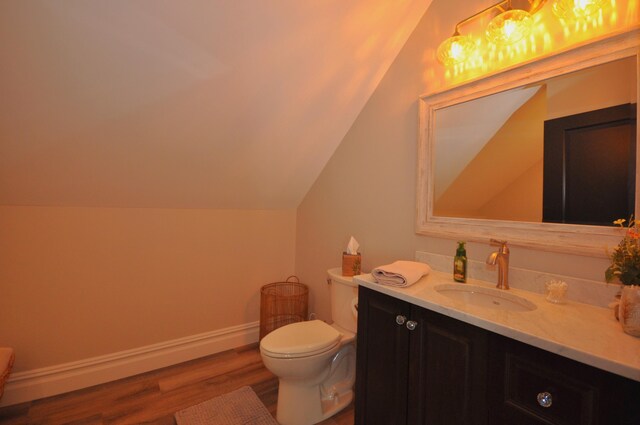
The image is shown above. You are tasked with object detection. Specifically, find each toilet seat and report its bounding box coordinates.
[261,320,342,359]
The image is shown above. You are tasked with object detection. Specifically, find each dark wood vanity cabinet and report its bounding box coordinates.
[407,299,489,425]
[355,286,640,425]
[354,286,410,425]
[355,286,489,425]
[488,334,640,425]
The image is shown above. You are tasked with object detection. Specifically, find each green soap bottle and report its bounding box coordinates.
[453,241,467,283]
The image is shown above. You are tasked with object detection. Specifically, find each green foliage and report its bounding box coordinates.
[606,218,640,285]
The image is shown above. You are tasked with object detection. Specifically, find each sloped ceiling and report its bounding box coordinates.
[0,1,430,209]
[434,86,540,200]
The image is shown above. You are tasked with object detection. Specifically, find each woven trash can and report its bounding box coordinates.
[260,276,309,340]
[0,348,14,400]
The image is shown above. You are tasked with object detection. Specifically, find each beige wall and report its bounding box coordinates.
[479,160,544,222]
[295,0,636,321]
[0,206,296,372]
[547,55,637,120]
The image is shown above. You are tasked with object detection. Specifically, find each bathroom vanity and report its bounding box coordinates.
[354,272,640,425]
[376,25,640,425]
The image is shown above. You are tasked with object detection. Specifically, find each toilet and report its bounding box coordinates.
[260,268,358,425]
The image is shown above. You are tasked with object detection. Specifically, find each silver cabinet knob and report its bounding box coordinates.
[395,315,407,325]
[537,391,552,408]
[406,320,418,331]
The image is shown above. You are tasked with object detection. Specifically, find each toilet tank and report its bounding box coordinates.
[327,268,358,333]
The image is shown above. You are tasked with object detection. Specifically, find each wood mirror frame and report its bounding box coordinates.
[416,29,639,257]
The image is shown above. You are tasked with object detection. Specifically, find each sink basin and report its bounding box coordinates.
[434,284,537,312]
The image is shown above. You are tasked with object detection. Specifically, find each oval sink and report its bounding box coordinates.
[434,284,537,312]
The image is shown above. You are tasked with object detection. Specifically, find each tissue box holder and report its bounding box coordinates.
[342,252,361,276]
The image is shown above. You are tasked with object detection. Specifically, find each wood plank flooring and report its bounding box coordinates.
[0,344,354,425]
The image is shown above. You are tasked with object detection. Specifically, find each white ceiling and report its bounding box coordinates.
[0,1,430,209]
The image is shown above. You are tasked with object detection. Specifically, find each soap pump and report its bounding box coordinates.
[453,241,467,283]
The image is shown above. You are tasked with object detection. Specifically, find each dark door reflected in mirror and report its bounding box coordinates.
[543,103,637,226]
[433,56,637,227]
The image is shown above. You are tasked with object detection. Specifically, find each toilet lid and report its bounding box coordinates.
[260,320,342,358]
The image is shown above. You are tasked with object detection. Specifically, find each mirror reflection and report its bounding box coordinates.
[433,57,637,226]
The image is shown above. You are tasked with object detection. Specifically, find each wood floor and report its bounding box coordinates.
[0,344,354,425]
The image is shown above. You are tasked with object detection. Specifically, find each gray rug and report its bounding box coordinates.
[175,386,278,425]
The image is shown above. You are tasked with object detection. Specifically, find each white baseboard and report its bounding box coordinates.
[1,321,260,407]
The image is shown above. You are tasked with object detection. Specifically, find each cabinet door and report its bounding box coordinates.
[355,287,411,425]
[408,307,489,425]
[488,334,640,425]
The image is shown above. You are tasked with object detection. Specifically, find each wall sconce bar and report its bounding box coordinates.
[437,0,546,66]
[437,0,609,67]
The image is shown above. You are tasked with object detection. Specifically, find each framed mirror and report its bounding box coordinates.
[416,29,639,257]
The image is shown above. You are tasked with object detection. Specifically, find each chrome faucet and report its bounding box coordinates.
[486,239,509,290]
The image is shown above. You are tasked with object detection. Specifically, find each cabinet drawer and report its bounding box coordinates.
[502,350,598,425]
[490,334,640,425]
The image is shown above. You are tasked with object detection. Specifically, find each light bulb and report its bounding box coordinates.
[486,9,533,45]
[552,0,605,19]
[437,34,474,66]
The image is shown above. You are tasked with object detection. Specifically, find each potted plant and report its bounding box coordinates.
[606,218,640,337]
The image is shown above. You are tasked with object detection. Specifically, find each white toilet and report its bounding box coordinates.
[260,268,358,425]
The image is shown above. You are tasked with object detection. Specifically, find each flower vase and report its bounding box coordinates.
[619,285,640,337]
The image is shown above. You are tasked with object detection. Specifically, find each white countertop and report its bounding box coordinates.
[355,270,640,382]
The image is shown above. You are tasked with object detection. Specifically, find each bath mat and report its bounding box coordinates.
[174,386,278,425]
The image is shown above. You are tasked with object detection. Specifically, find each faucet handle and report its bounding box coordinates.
[490,239,509,253]
[490,239,507,247]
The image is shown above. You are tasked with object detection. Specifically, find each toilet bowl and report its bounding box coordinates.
[259,268,358,425]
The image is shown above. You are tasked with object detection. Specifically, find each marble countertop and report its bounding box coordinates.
[355,271,640,382]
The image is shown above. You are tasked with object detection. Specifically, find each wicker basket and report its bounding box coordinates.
[260,276,309,340]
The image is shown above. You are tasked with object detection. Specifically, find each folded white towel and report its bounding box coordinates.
[371,260,431,287]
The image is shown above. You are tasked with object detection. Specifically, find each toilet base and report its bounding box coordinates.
[276,380,353,425]
[320,389,353,421]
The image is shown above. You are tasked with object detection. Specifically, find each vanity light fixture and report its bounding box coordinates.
[436,32,475,66]
[437,0,546,66]
[551,0,605,19]
[485,7,533,44]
